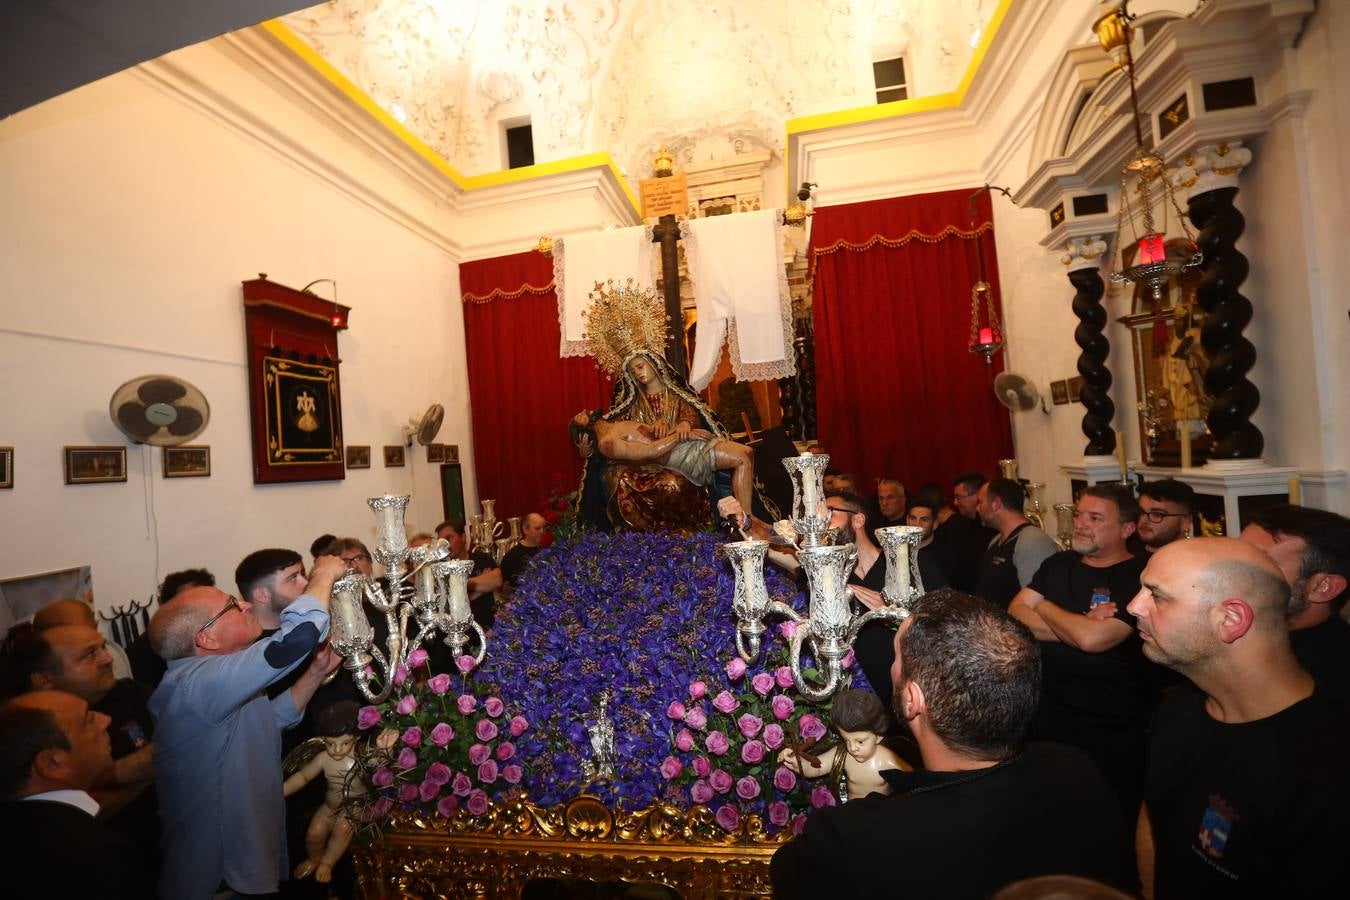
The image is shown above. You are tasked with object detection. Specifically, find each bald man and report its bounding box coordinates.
[33,599,133,681]
[1128,538,1350,898]
[500,512,548,590]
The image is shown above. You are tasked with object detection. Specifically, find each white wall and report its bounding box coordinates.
[0,42,472,612]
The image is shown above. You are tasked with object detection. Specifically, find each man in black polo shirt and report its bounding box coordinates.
[930,471,997,591]
[974,478,1058,609]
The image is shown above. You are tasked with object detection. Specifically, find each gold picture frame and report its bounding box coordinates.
[163,445,210,478]
[383,445,406,467]
[64,446,127,485]
[427,443,446,464]
[0,447,11,489]
[346,445,371,469]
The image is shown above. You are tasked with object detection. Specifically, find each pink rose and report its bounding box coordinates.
[398,782,419,803]
[792,813,808,835]
[436,794,459,817]
[736,776,761,801]
[675,729,695,752]
[715,804,741,832]
[751,672,774,696]
[396,747,417,770]
[372,767,393,788]
[457,694,477,714]
[393,664,409,687]
[779,621,798,639]
[737,713,763,738]
[419,779,441,802]
[774,666,794,689]
[428,673,452,695]
[452,772,472,796]
[407,648,429,669]
[509,715,529,737]
[478,760,499,783]
[770,695,795,721]
[763,724,785,750]
[357,705,381,730]
[429,722,454,747]
[773,766,797,792]
[725,657,747,680]
[484,697,505,718]
[475,719,498,742]
[368,796,394,818]
[741,740,765,765]
[841,649,856,669]
[684,707,708,730]
[667,699,687,720]
[692,756,712,777]
[396,694,417,716]
[690,779,714,804]
[810,786,836,809]
[689,680,707,699]
[705,730,730,756]
[502,764,523,785]
[709,769,734,794]
[660,756,684,780]
[466,789,489,816]
[798,714,827,742]
[456,655,478,674]
[768,800,791,827]
[468,743,490,766]
[496,741,516,761]
[425,762,452,785]
[401,726,422,747]
[712,691,739,714]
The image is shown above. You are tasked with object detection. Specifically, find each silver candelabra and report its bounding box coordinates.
[468,499,520,564]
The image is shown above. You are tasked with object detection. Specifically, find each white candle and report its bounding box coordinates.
[1288,475,1302,506]
[448,574,470,623]
[897,543,910,600]
[800,470,817,519]
[1115,431,1128,482]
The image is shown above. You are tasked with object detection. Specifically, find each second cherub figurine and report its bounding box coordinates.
[777,689,906,802]
[282,700,367,883]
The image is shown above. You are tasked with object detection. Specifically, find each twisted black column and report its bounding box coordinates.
[1189,186,1263,459]
[1070,266,1116,455]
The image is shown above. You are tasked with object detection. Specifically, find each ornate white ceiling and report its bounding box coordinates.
[282,0,994,185]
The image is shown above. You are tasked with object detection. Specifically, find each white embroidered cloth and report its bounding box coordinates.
[553,225,655,358]
[682,209,794,390]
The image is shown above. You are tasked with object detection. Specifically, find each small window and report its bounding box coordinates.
[873,57,907,104]
[506,123,534,169]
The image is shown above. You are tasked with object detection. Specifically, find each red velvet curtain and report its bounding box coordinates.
[809,188,1013,494]
[461,251,612,522]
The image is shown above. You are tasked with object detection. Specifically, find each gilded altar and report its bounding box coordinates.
[353,794,780,898]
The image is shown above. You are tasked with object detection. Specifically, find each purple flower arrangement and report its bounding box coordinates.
[356,649,529,820]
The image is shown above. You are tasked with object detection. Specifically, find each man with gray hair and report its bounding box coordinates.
[148,554,345,900]
[1128,538,1350,897]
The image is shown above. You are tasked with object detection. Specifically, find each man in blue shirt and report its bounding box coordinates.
[148,554,345,900]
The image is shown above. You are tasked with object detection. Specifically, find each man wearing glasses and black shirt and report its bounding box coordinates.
[1137,479,1196,553]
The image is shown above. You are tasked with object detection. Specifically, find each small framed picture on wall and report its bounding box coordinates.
[346,445,371,469]
[64,446,127,485]
[383,445,406,467]
[163,445,210,478]
[0,447,12,489]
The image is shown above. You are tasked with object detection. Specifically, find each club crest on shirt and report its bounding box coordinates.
[1089,587,1111,608]
[1198,793,1237,859]
[122,720,149,749]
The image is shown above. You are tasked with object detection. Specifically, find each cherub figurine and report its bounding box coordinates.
[778,689,905,802]
[282,701,367,884]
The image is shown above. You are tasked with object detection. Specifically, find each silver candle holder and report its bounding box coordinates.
[782,451,834,548]
[874,525,926,609]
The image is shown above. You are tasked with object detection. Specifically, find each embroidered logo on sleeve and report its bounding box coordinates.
[1090,587,1111,608]
[1198,793,1237,859]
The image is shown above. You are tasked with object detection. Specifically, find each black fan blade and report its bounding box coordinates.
[166,406,203,436]
[116,402,158,440]
[138,378,187,405]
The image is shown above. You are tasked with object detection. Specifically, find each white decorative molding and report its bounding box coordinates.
[1061,236,1110,272]
[1167,142,1253,201]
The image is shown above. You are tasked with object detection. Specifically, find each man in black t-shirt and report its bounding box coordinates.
[500,512,547,590]
[436,520,503,632]
[930,472,997,592]
[1008,484,1150,823]
[1128,538,1350,898]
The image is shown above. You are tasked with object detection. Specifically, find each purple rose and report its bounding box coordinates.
[393,664,409,687]
[690,779,714,804]
[496,741,516,761]
[436,794,459,817]
[396,694,417,716]
[457,694,477,715]
[502,764,523,785]
[751,672,774,696]
[715,804,741,832]
[456,655,478,674]
[468,743,490,766]
[419,779,441,802]
[684,707,708,730]
[810,786,836,809]
[425,762,452,786]
[509,715,529,737]
[398,782,419,803]
[711,691,739,714]
[692,756,712,777]
[466,789,489,816]
[475,719,498,742]
[709,769,734,794]
[737,713,763,739]
[368,796,394,819]
[660,756,684,779]
[768,800,791,827]
[763,724,785,750]
[740,740,765,765]
[773,766,797,792]
[798,714,827,742]
[452,772,472,796]
[357,705,381,730]
[407,648,429,669]
[736,776,761,801]
[774,666,794,689]
[725,657,747,680]
[477,760,499,783]
[770,695,795,721]
[372,767,394,788]
[429,722,454,747]
[396,747,417,770]
[674,729,695,752]
[484,697,505,718]
[428,673,452,695]
[401,726,422,747]
[667,699,687,720]
[779,620,798,639]
[689,680,707,699]
[705,730,730,756]
[793,813,808,835]
[841,648,856,668]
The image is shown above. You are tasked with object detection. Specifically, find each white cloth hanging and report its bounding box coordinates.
[552,225,655,358]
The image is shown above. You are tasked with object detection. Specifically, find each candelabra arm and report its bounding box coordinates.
[844,607,909,646]
[467,620,489,667]
[766,600,805,624]
[788,626,842,703]
[352,642,394,704]
[734,628,762,663]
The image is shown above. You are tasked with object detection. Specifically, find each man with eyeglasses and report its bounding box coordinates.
[1137,479,1196,553]
[148,554,346,900]
[929,472,997,592]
